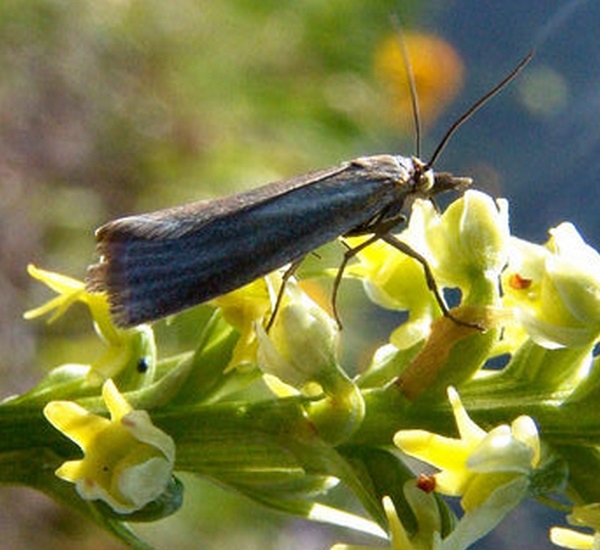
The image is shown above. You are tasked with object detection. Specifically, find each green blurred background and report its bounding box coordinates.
[1,0,599,548]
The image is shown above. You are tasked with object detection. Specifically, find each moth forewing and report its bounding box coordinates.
[86,154,469,327]
[87,51,531,328]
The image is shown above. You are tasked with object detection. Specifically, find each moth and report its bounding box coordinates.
[87,53,531,328]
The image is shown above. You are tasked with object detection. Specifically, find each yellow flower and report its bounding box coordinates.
[394,387,539,510]
[210,275,275,370]
[418,190,510,297]
[256,282,339,393]
[24,265,156,386]
[393,388,540,547]
[25,264,95,322]
[44,379,175,514]
[331,487,443,550]
[347,191,508,349]
[213,272,338,375]
[255,282,364,444]
[503,223,600,349]
[550,504,600,549]
[347,233,438,350]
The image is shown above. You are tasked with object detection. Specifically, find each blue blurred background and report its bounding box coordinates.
[1,0,598,548]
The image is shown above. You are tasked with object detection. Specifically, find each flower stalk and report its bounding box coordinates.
[4,191,600,549]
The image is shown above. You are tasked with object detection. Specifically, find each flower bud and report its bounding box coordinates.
[421,190,510,293]
[256,286,339,392]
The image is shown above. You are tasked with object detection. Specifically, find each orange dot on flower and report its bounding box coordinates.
[508,273,533,290]
[416,473,437,493]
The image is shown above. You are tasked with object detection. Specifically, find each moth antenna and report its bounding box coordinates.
[428,50,534,168]
[390,14,422,158]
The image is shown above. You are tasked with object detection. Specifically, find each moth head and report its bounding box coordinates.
[410,156,472,201]
[411,156,435,194]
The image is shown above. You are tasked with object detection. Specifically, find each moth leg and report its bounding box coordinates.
[331,234,382,329]
[328,208,409,327]
[266,256,305,331]
[380,233,483,330]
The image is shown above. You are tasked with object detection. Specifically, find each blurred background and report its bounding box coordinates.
[1,0,599,548]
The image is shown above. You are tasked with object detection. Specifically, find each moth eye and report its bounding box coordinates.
[416,169,434,192]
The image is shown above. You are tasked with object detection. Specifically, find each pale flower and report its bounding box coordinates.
[44,379,175,513]
[394,387,540,548]
[503,223,600,349]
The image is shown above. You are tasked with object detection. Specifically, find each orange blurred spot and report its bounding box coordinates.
[374,32,465,131]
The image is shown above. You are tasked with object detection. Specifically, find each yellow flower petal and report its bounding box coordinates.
[383,495,414,550]
[44,380,174,513]
[448,386,487,444]
[26,264,85,294]
[24,265,86,323]
[44,401,110,448]
[103,378,133,420]
[550,527,596,549]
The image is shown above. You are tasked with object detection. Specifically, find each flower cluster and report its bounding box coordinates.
[7,189,600,549]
